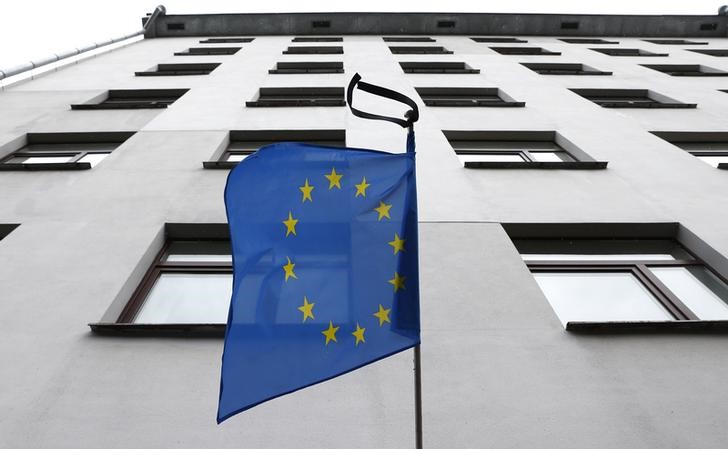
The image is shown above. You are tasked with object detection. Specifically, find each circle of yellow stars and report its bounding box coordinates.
[279,166,406,347]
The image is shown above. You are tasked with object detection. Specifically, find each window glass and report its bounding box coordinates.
[650,267,728,319]
[533,272,675,324]
[78,153,109,167]
[695,155,728,167]
[134,273,232,323]
[226,154,249,162]
[530,151,573,162]
[7,155,74,164]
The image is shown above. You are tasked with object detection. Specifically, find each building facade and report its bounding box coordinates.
[2,11,728,449]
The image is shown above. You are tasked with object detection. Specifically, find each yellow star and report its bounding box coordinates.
[373,304,391,326]
[388,233,405,254]
[325,167,343,190]
[299,178,314,202]
[388,272,406,292]
[374,201,392,221]
[283,256,297,282]
[352,323,366,346]
[322,321,339,345]
[297,296,315,322]
[354,177,370,198]
[282,211,298,237]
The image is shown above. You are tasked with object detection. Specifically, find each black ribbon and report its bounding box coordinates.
[346,73,419,130]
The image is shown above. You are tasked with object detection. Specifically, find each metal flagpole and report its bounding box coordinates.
[414,345,423,449]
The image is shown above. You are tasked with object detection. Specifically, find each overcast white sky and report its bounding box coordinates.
[0,0,725,68]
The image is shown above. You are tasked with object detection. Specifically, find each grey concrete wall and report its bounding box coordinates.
[1,34,728,448]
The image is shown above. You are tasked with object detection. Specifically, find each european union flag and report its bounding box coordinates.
[217,139,420,423]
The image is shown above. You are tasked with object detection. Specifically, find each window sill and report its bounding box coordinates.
[391,51,454,55]
[597,103,697,109]
[463,161,608,169]
[203,160,237,169]
[537,71,612,76]
[268,69,344,74]
[71,104,170,110]
[403,69,480,74]
[424,100,525,107]
[89,322,225,337]
[718,163,728,170]
[135,71,211,76]
[0,162,92,171]
[566,320,728,333]
[282,50,344,54]
[245,100,346,107]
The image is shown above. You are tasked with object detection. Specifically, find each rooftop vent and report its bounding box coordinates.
[437,20,456,28]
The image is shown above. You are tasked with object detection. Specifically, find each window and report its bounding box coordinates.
[688,49,728,57]
[389,46,453,54]
[559,38,619,44]
[268,61,343,74]
[292,37,342,42]
[415,87,524,107]
[174,47,241,56]
[505,223,728,330]
[0,132,134,170]
[384,37,435,42]
[0,224,18,241]
[591,48,668,57]
[640,64,728,76]
[490,46,560,55]
[643,39,708,45]
[471,37,527,43]
[400,62,479,74]
[282,46,343,54]
[203,129,345,169]
[651,131,728,169]
[443,130,606,169]
[71,89,189,110]
[114,230,233,328]
[570,89,696,109]
[521,63,611,75]
[245,87,345,107]
[199,38,253,43]
[135,63,220,76]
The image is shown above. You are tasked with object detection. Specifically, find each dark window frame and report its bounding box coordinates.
[0,132,134,171]
[590,47,668,57]
[282,46,343,54]
[688,49,728,57]
[71,89,189,110]
[203,129,346,169]
[400,62,479,74]
[570,88,697,109]
[199,38,253,44]
[559,38,619,44]
[292,37,343,42]
[490,46,561,55]
[135,63,220,76]
[389,46,453,54]
[415,87,524,107]
[504,222,728,333]
[521,62,612,76]
[245,87,346,107]
[444,130,607,169]
[268,61,343,74]
[384,37,436,42]
[643,39,708,45]
[471,37,527,43]
[174,47,241,56]
[641,64,728,77]
[651,131,728,169]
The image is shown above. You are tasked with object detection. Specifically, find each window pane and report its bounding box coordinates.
[164,240,232,263]
[533,272,674,325]
[650,267,728,319]
[226,154,249,162]
[695,155,728,168]
[6,155,74,164]
[522,254,676,261]
[458,153,525,163]
[78,153,109,167]
[134,273,232,323]
[529,151,573,162]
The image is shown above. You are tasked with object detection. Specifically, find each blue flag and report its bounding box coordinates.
[217,140,420,423]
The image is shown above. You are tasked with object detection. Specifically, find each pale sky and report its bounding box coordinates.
[0,0,725,69]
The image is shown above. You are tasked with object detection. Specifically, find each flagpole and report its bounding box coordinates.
[414,344,423,449]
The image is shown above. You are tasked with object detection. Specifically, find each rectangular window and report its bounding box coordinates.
[282,46,343,54]
[292,37,342,42]
[688,49,728,57]
[384,37,435,42]
[203,129,345,169]
[199,38,253,43]
[643,39,708,45]
[490,46,560,55]
[443,130,605,169]
[570,89,696,109]
[521,63,611,75]
[71,89,189,110]
[389,46,453,54]
[651,131,728,169]
[640,64,728,76]
[471,37,527,43]
[268,61,343,74]
[135,63,220,76]
[415,87,524,107]
[245,87,345,107]
[591,48,668,57]
[400,62,479,74]
[174,47,241,56]
[505,223,728,330]
[0,132,134,170]
[559,38,619,44]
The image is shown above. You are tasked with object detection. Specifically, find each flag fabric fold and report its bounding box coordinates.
[217,141,420,423]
